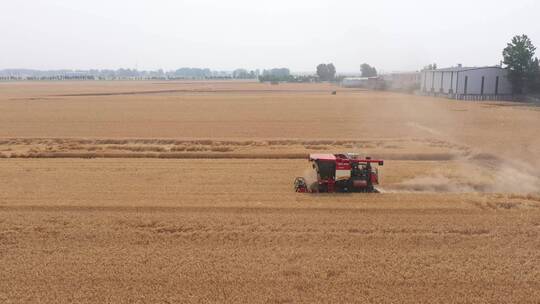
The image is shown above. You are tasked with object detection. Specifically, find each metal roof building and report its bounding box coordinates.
[420,66,513,100]
[341,77,381,89]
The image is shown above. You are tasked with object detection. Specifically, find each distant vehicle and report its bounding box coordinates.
[294,153,384,193]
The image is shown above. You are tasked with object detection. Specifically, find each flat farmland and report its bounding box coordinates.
[1,81,539,160]
[1,81,540,303]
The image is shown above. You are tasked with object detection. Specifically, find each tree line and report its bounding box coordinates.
[3,34,538,94]
[0,68,259,80]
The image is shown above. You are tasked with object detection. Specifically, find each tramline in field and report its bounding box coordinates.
[294,153,384,193]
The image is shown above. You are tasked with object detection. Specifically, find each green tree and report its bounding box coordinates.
[316,64,327,80]
[316,63,336,81]
[360,63,377,77]
[503,34,539,94]
[532,58,540,92]
[258,68,292,82]
[327,63,336,80]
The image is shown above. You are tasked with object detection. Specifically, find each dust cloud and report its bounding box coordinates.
[393,152,540,194]
[392,175,485,193]
[487,161,540,193]
[302,168,318,191]
[392,99,540,194]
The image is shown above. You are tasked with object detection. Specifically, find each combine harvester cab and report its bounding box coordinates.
[294,153,384,193]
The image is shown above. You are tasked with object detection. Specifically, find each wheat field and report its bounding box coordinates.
[1,81,540,303]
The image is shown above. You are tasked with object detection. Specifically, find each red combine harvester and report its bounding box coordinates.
[294,153,384,193]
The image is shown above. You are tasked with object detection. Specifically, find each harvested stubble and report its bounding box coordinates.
[0,159,539,303]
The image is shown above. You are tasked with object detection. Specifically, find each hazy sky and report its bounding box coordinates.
[1,0,539,73]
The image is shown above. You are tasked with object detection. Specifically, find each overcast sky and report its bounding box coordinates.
[1,0,539,73]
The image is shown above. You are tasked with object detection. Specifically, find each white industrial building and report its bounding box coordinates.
[420,66,513,100]
[341,77,381,89]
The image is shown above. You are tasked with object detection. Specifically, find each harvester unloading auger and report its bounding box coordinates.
[294,153,384,193]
